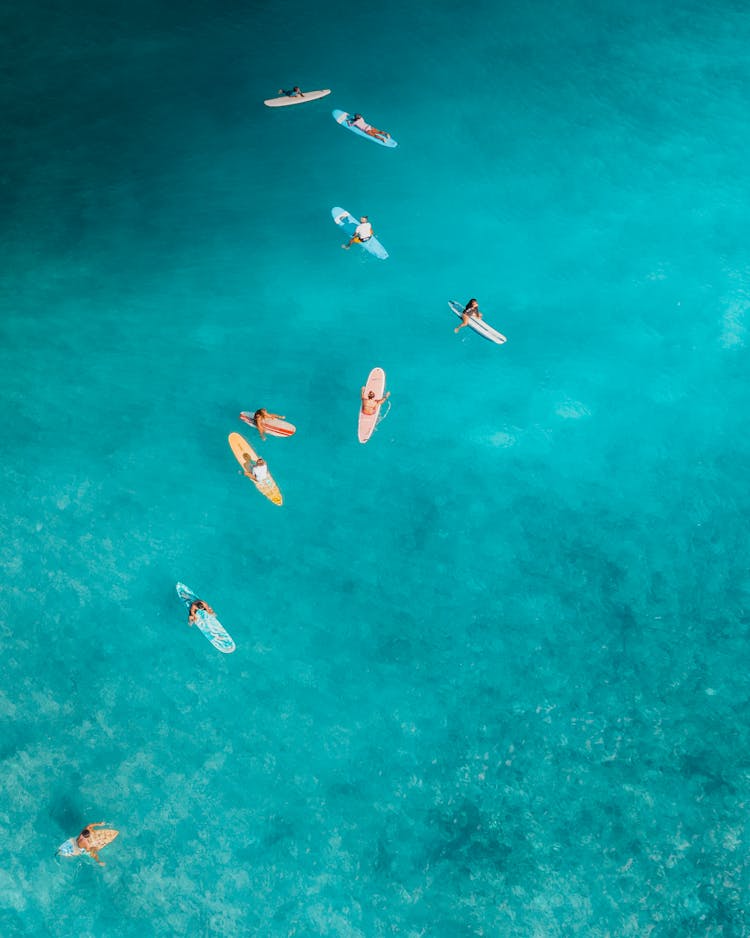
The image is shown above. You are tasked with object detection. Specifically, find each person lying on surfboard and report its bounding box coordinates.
[454,298,484,334]
[346,113,390,141]
[188,599,215,624]
[254,408,285,441]
[343,216,374,250]
[76,822,108,866]
[278,86,303,97]
[361,387,390,415]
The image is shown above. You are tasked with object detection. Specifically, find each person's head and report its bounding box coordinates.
[256,408,266,416]
[293,86,301,92]
[256,458,265,466]
[353,113,362,120]
[80,829,91,839]
[468,298,478,307]
[367,390,375,399]
[360,216,368,223]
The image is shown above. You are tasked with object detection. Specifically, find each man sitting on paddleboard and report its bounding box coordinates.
[361,387,390,415]
[454,298,484,334]
[254,408,285,441]
[343,216,374,250]
[346,113,390,141]
[250,457,269,483]
[188,599,215,623]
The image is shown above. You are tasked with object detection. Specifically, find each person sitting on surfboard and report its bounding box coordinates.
[76,822,108,866]
[278,86,303,97]
[254,408,285,441]
[346,113,390,141]
[361,387,390,415]
[454,298,484,334]
[188,599,215,624]
[343,216,374,250]
[250,457,269,483]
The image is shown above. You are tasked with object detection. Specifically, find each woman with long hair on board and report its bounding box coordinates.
[454,298,484,333]
[254,408,285,441]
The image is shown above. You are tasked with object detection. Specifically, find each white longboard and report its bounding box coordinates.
[264,89,331,107]
[358,368,388,443]
[449,301,507,345]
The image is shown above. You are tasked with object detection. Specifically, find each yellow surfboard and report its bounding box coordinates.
[228,432,283,506]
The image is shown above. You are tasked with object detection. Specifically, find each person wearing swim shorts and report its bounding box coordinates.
[76,823,107,866]
[343,216,374,250]
[346,113,390,141]
[250,457,269,483]
[361,387,390,415]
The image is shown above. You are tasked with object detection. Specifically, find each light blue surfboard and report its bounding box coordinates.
[332,207,388,260]
[448,300,507,345]
[57,838,79,857]
[332,110,398,148]
[176,583,236,654]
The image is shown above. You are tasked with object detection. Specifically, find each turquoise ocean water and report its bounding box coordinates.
[2,0,750,934]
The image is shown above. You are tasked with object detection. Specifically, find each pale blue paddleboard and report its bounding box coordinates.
[332,110,398,148]
[57,838,79,857]
[332,207,388,260]
[176,583,236,654]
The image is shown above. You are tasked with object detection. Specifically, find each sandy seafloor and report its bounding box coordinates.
[1,0,750,934]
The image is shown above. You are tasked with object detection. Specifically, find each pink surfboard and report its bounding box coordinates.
[358,368,388,443]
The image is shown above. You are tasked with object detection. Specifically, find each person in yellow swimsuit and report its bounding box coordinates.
[343,216,374,250]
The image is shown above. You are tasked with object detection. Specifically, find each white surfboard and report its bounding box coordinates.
[358,368,389,443]
[264,89,331,107]
[449,301,507,345]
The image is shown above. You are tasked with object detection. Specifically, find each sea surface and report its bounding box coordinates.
[1,0,750,935]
